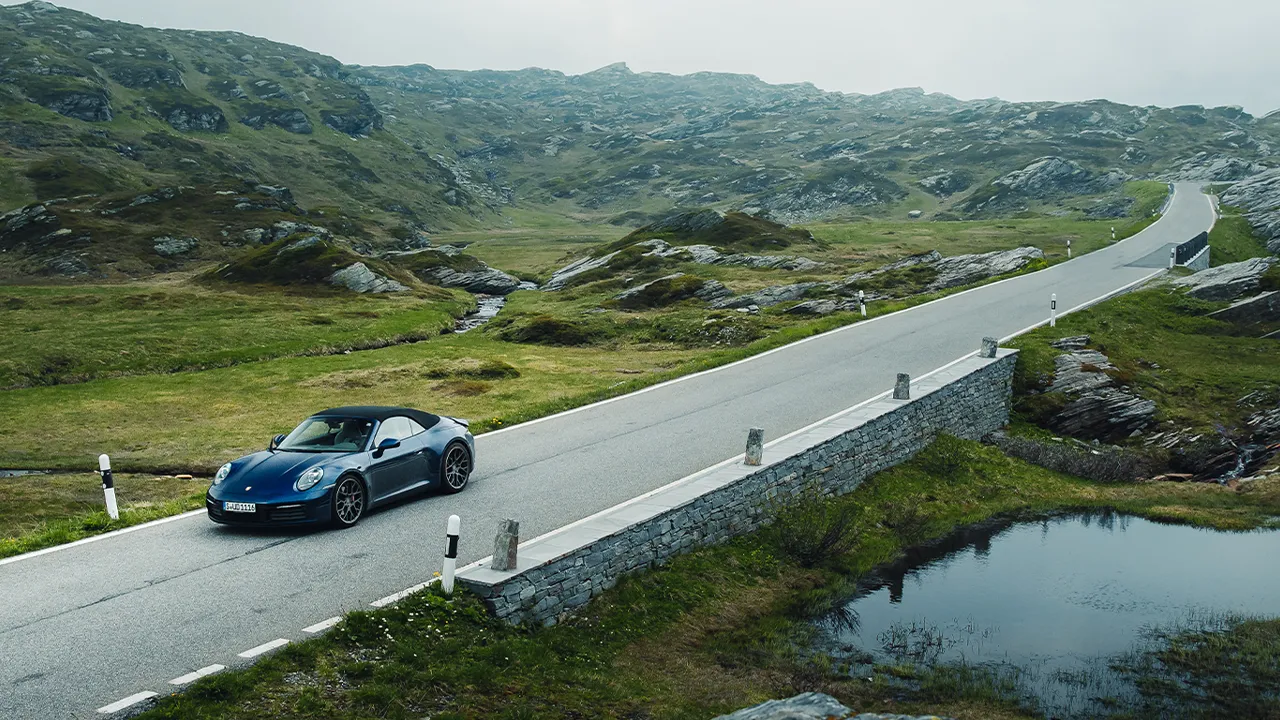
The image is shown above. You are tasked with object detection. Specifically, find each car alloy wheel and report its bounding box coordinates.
[442,444,472,494]
[333,475,366,527]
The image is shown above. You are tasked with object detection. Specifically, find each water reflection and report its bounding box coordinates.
[819,512,1280,718]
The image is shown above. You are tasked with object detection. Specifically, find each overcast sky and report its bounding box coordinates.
[11,0,1280,114]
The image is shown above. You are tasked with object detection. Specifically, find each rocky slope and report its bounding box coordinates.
[1,0,1278,242]
[1221,168,1280,253]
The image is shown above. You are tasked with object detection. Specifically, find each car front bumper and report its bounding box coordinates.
[205,492,331,526]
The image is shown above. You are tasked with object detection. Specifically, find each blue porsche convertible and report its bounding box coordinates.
[206,406,475,528]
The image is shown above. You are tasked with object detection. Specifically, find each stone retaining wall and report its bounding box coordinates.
[459,350,1019,625]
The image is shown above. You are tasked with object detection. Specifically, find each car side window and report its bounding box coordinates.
[372,417,412,445]
[406,418,427,436]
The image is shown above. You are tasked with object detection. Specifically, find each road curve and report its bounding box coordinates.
[0,184,1215,719]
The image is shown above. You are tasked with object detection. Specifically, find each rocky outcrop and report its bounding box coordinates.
[416,263,523,295]
[714,693,951,720]
[636,239,827,271]
[918,170,971,197]
[612,273,731,308]
[40,89,113,122]
[240,106,313,134]
[0,203,60,247]
[321,97,384,137]
[996,157,1127,197]
[712,282,821,309]
[784,299,843,315]
[1167,153,1267,182]
[328,263,408,293]
[1221,168,1280,253]
[1042,340,1156,441]
[1208,291,1280,324]
[545,252,619,290]
[152,236,198,257]
[164,105,228,133]
[1171,257,1278,301]
[927,246,1044,291]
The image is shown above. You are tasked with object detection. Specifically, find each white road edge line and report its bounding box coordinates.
[302,616,342,634]
[238,638,289,659]
[96,691,159,714]
[0,509,205,567]
[0,186,1203,570]
[168,664,225,686]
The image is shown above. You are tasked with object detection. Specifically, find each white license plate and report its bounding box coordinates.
[224,502,256,513]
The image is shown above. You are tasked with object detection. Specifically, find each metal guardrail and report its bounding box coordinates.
[1175,231,1209,265]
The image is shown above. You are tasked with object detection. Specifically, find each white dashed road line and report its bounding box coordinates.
[302,616,342,634]
[168,664,226,686]
[96,691,159,714]
[238,638,289,659]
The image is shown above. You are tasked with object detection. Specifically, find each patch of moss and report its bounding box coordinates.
[494,314,613,346]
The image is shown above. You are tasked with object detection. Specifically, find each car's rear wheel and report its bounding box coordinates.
[441,443,472,494]
[331,475,367,528]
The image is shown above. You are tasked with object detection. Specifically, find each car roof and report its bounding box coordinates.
[314,406,441,430]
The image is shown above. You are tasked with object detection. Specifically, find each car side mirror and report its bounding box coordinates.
[376,437,401,452]
[270,434,286,451]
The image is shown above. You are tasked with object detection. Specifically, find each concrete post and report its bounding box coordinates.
[858,290,867,318]
[745,428,764,466]
[893,373,910,400]
[492,519,519,572]
[99,454,119,520]
[442,514,460,595]
[980,337,998,359]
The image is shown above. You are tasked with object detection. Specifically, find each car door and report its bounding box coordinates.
[365,417,419,501]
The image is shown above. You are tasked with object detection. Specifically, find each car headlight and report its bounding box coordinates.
[295,466,324,492]
[213,463,232,486]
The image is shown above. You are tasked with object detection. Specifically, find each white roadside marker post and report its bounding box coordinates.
[1111,226,1116,241]
[745,428,764,466]
[1169,247,1176,270]
[1050,293,1058,328]
[99,454,119,520]
[858,289,867,318]
[1067,239,1072,259]
[442,514,460,595]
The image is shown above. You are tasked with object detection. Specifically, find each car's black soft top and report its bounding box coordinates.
[315,406,442,431]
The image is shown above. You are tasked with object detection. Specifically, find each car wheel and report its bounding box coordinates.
[332,475,367,528]
[441,443,472,494]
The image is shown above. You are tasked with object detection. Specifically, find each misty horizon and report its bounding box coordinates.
[4,0,1278,115]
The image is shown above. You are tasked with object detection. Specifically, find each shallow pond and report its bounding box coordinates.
[819,513,1280,717]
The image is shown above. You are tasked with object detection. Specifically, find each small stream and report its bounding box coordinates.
[454,294,506,333]
[816,512,1280,717]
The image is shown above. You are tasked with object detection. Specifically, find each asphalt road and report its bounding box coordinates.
[0,184,1216,719]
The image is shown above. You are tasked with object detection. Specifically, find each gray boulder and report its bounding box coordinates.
[1,203,60,245]
[328,263,408,293]
[835,251,941,291]
[1050,335,1091,351]
[1051,350,1116,394]
[637,239,826,271]
[152,236,199,257]
[1171,257,1278,301]
[918,170,972,197]
[240,107,313,134]
[712,282,822,309]
[1168,153,1267,182]
[784,300,841,315]
[416,264,523,296]
[927,246,1044,291]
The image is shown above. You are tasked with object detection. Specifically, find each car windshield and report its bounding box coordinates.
[278,416,373,453]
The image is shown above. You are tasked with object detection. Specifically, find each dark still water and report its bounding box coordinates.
[820,513,1280,717]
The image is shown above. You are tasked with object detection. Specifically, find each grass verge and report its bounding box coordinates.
[0,473,206,559]
[133,437,1280,720]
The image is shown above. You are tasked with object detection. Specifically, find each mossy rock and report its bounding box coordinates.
[494,314,612,346]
